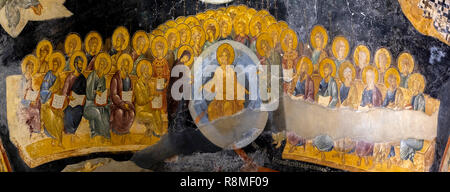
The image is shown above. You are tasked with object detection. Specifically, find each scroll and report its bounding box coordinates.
[69,92,86,108]
[24,90,39,102]
[51,94,66,109]
[318,95,331,107]
[156,78,165,91]
[95,90,108,106]
[152,95,162,109]
[122,91,133,103]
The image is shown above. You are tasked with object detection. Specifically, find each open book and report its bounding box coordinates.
[94,90,108,106]
[51,94,66,109]
[152,95,162,109]
[318,95,331,107]
[156,78,165,91]
[122,91,133,103]
[24,90,39,102]
[69,92,86,108]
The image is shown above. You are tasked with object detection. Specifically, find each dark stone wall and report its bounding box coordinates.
[0,0,448,171]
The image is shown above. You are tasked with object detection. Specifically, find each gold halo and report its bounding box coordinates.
[407,73,425,93]
[185,16,201,28]
[84,31,103,56]
[267,23,281,44]
[246,8,257,21]
[338,61,356,83]
[331,36,350,60]
[397,52,415,74]
[216,43,235,66]
[353,44,371,67]
[237,4,248,12]
[176,23,192,45]
[263,15,277,28]
[233,15,249,35]
[157,24,168,32]
[249,15,266,37]
[218,14,232,38]
[21,54,39,75]
[136,59,152,77]
[48,51,66,73]
[117,53,133,73]
[190,25,206,48]
[112,26,130,51]
[151,35,169,59]
[256,9,270,16]
[384,67,400,89]
[204,10,216,19]
[195,12,206,24]
[36,39,53,59]
[374,47,392,71]
[132,30,150,55]
[69,51,87,72]
[319,58,337,78]
[296,56,313,76]
[278,21,289,30]
[280,28,298,53]
[151,29,165,36]
[164,27,181,50]
[177,45,194,67]
[175,16,186,24]
[362,65,379,85]
[310,25,328,50]
[203,18,220,42]
[94,52,112,75]
[165,20,177,28]
[256,32,273,57]
[226,5,238,18]
[64,33,82,56]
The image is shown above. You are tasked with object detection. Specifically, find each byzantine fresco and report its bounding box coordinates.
[4,4,445,172]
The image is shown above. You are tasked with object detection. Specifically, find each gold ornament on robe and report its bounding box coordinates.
[310,25,328,50]
[397,52,415,75]
[177,45,194,67]
[203,43,247,122]
[164,27,181,51]
[332,36,350,61]
[132,30,150,56]
[339,61,361,109]
[84,31,103,56]
[112,26,130,52]
[353,44,371,68]
[176,23,192,45]
[64,33,82,57]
